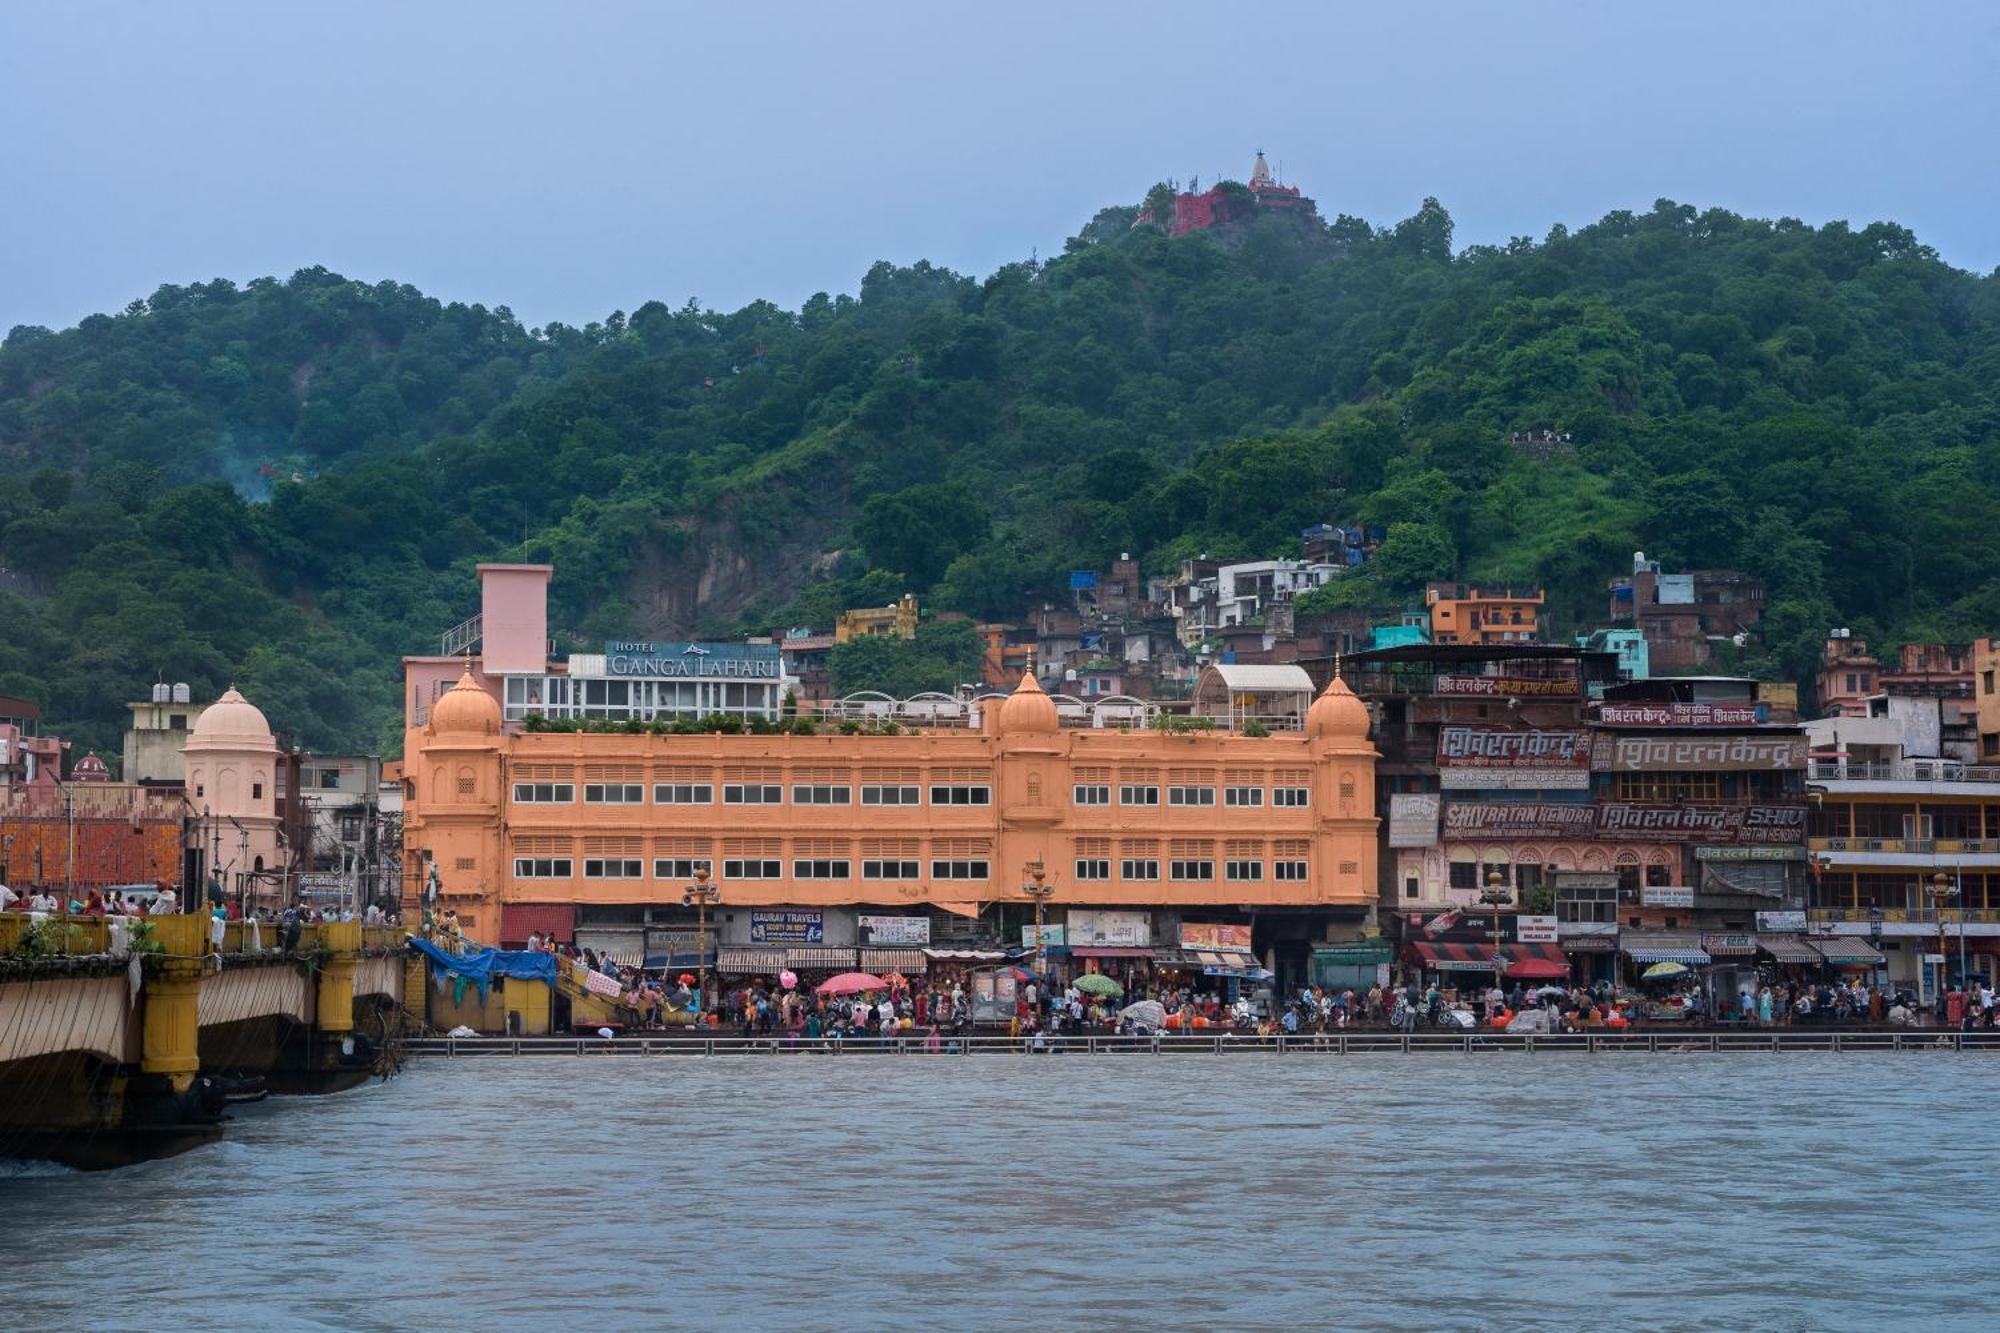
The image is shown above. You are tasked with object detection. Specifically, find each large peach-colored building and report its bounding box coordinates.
[401,571,1380,996]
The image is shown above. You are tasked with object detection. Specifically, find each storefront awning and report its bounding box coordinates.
[1621,933,1711,965]
[1810,937,1886,967]
[1071,946,1152,959]
[1498,942,1570,979]
[784,947,858,970]
[1194,947,1269,979]
[923,947,1007,962]
[1152,948,1201,970]
[1758,935,1822,965]
[1408,940,1496,972]
[717,947,788,974]
[1700,933,1759,958]
[859,948,928,975]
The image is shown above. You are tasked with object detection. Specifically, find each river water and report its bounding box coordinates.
[8,1053,2000,1330]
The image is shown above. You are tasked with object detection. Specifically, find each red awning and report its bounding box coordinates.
[1500,942,1571,979]
[501,903,575,945]
[1071,947,1152,959]
[1408,940,1496,972]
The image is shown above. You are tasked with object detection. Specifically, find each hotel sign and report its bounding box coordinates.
[1596,735,1807,772]
[603,641,782,679]
[1599,702,1763,727]
[1437,727,1593,768]
[1435,675,1578,697]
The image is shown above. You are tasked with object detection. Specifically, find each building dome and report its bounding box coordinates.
[1306,675,1371,740]
[997,671,1060,735]
[189,686,274,747]
[429,671,502,735]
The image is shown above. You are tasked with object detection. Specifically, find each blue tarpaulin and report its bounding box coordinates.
[408,937,558,1000]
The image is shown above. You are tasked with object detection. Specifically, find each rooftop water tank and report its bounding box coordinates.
[171,682,191,703]
[152,682,171,703]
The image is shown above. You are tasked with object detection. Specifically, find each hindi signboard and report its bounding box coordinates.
[1641,886,1695,908]
[1437,727,1594,768]
[1596,735,1807,772]
[1439,768,1592,790]
[1756,910,1808,932]
[1388,793,1442,848]
[749,910,823,944]
[1598,702,1763,727]
[1435,674,1579,698]
[1445,803,1806,845]
[1442,802,1599,839]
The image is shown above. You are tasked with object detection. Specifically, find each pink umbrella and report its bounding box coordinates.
[816,971,887,996]
[779,969,798,990]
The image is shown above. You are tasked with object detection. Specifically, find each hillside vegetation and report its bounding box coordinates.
[2,193,1996,758]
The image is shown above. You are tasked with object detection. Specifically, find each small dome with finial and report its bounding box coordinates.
[429,670,501,735]
[1306,674,1371,740]
[997,669,1059,735]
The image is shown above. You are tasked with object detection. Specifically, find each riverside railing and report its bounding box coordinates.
[404,1030,2000,1057]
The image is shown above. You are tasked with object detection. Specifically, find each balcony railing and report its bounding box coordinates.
[1810,907,2000,926]
[1810,837,2000,856]
[1809,759,2000,784]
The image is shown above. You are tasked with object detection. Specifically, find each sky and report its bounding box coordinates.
[2,2,1997,335]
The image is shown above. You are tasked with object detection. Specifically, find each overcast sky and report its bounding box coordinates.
[3,2,1996,334]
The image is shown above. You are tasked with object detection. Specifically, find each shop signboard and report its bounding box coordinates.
[1434,674,1579,697]
[1756,910,1807,932]
[1597,804,1806,845]
[1598,702,1763,727]
[858,915,930,946]
[1640,886,1694,908]
[1437,726,1593,768]
[749,910,823,944]
[603,640,782,679]
[1387,793,1441,848]
[1180,922,1253,951]
[1067,909,1151,948]
[1515,915,1559,943]
[1019,924,1065,948]
[1442,802,1598,839]
[1696,845,1808,862]
[1439,767,1591,790]
[1596,735,1807,772]
[1552,872,1620,892]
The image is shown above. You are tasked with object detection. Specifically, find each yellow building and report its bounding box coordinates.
[834,593,919,643]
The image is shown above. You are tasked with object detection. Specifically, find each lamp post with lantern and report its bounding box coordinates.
[1928,870,1962,1007]
[682,865,722,1013]
[1481,868,1513,1013]
[1023,857,1056,982]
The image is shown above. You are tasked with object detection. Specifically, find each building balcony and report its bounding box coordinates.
[1808,836,2000,869]
[1808,758,2000,789]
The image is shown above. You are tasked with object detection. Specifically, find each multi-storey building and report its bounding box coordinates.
[123,683,208,784]
[1607,556,1764,672]
[1424,583,1544,646]
[1805,704,2000,995]
[400,565,1382,1001]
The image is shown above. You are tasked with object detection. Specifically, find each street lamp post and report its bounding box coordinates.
[1929,871,1960,1011]
[1022,858,1056,981]
[1481,869,1512,1010]
[682,866,722,1012]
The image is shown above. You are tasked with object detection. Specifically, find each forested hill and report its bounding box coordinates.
[2,194,1997,759]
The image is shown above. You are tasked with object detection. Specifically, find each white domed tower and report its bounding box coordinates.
[183,686,284,900]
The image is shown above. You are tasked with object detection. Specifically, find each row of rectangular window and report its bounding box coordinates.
[514,857,994,881]
[518,782,1312,809]
[1072,859,1309,882]
[514,782,990,806]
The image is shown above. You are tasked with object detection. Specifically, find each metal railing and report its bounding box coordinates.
[1810,837,2000,856]
[403,1030,2000,1057]
[1809,759,2000,785]
[1810,907,2000,926]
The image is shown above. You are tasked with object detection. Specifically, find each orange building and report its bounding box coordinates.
[1426,583,1544,645]
[402,664,1379,996]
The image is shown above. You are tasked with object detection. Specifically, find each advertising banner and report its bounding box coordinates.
[1598,702,1763,727]
[1641,886,1694,908]
[1439,768,1591,790]
[749,910,823,944]
[1387,793,1442,848]
[1442,803,1599,839]
[1019,924,1066,948]
[1756,910,1808,932]
[858,915,931,946]
[1446,803,1805,845]
[1596,735,1808,772]
[1180,922,1253,951]
[1067,910,1151,948]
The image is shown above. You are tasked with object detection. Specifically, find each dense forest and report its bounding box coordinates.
[2,190,1996,760]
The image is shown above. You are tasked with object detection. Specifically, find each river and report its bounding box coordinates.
[8,1053,1999,1330]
